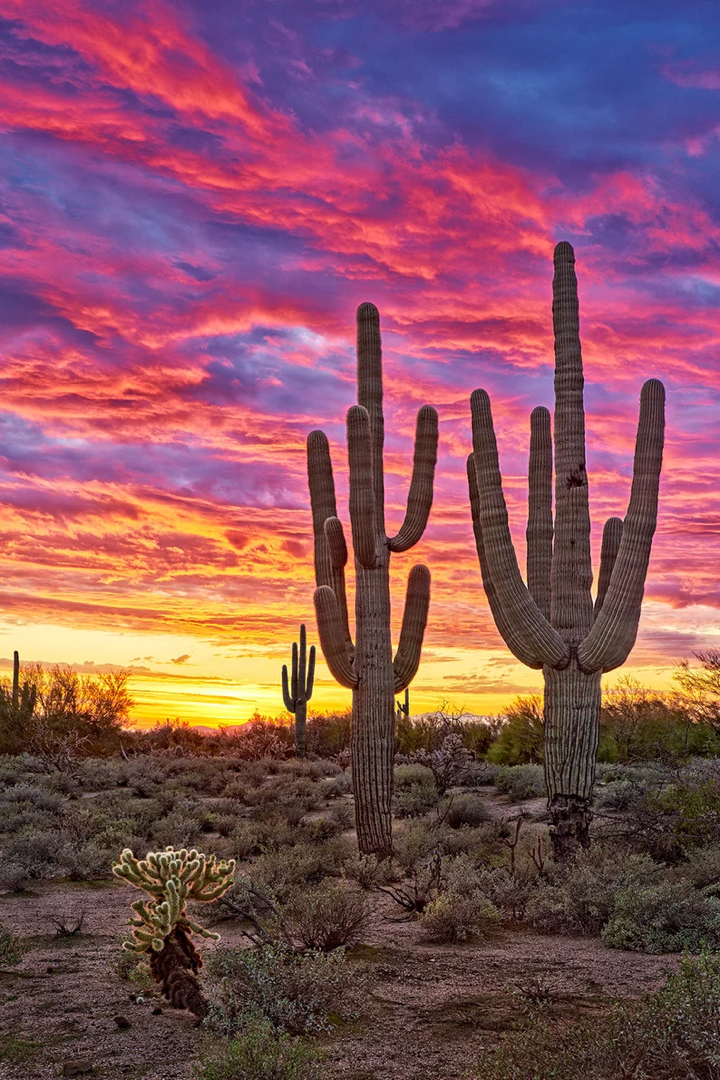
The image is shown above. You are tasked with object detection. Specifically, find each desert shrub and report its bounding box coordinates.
[0,921,23,966]
[328,802,353,831]
[442,858,530,919]
[420,891,500,942]
[480,953,720,1080]
[440,793,490,828]
[602,880,720,953]
[59,839,118,881]
[284,886,371,951]
[594,778,648,811]
[656,774,720,848]
[525,847,660,935]
[669,843,720,888]
[393,819,507,873]
[487,696,544,765]
[1,830,60,880]
[343,854,396,890]
[250,844,345,903]
[194,1017,320,1080]
[494,764,546,801]
[206,943,363,1035]
[150,810,204,849]
[393,764,439,818]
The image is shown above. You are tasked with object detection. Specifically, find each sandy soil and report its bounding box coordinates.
[0,874,678,1080]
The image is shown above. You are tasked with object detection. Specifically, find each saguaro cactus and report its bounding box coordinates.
[468,242,665,855]
[307,303,438,856]
[282,624,315,758]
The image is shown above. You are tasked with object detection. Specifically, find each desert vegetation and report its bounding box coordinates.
[0,244,715,1080]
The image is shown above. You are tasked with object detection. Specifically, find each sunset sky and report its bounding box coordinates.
[0,0,719,727]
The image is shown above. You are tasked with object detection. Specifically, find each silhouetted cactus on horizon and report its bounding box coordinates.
[282,624,315,759]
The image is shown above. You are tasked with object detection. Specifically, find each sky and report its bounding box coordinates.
[0,0,719,726]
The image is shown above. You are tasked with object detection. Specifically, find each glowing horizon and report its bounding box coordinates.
[1,1,719,727]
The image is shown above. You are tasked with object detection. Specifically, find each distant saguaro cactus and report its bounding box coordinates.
[308,303,438,856]
[468,242,665,856]
[282,624,315,759]
[396,687,410,722]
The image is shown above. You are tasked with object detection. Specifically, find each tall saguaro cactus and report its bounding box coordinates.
[468,242,665,855]
[282,624,315,759]
[307,303,438,855]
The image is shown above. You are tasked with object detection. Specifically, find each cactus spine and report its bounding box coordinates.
[307,303,438,856]
[282,624,315,758]
[468,242,665,856]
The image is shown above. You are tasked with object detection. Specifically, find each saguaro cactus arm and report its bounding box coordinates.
[594,517,623,616]
[551,241,594,635]
[393,564,431,692]
[388,405,439,553]
[347,405,378,569]
[470,390,568,669]
[527,406,553,620]
[357,302,385,524]
[281,665,294,712]
[314,586,358,688]
[578,378,665,673]
[308,432,352,646]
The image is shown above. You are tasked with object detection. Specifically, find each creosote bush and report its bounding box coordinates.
[285,885,371,951]
[194,1017,320,1080]
[420,891,500,942]
[206,943,364,1036]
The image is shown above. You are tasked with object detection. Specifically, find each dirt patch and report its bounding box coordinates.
[0,878,678,1080]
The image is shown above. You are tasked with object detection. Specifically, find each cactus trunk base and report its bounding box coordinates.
[548,794,592,859]
[149,925,207,1017]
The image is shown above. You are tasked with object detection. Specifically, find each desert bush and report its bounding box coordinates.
[494,764,546,801]
[328,802,353,831]
[249,844,345,903]
[420,891,500,942]
[194,1017,320,1080]
[284,885,371,951]
[487,696,544,765]
[602,880,720,953]
[59,839,118,881]
[480,953,720,1080]
[440,793,490,828]
[594,778,648,811]
[0,921,23,966]
[525,847,660,935]
[393,763,438,819]
[207,943,363,1035]
[442,857,531,919]
[343,854,396,890]
[150,810,203,849]
[2,830,60,880]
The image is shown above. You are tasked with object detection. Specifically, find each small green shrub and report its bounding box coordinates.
[393,764,439,818]
[494,765,546,801]
[440,793,490,828]
[602,880,720,953]
[420,891,500,942]
[194,1017,320,1080]
[206,943,363,1035]
[525,847,659,935]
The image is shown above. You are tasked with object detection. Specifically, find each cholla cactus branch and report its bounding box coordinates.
[468,243,665,857]
[112,847,235,1016]
[308,302,439,855]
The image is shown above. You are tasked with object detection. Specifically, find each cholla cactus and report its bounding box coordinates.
[112,847,235,1016]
